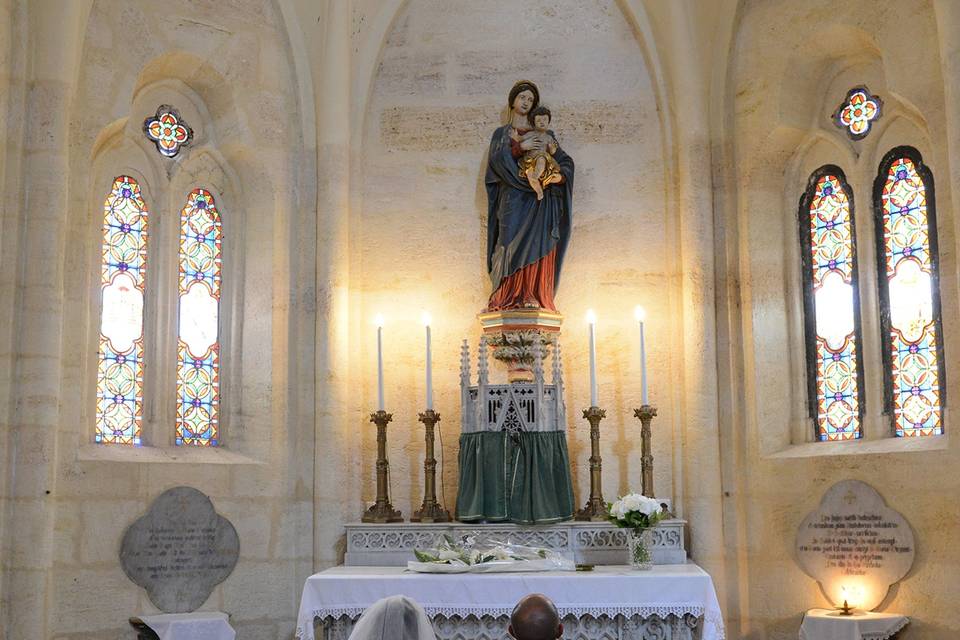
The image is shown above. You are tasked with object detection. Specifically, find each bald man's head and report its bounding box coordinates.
[509,593,563,640]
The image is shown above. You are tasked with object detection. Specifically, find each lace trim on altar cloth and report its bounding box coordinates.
[862,616,909,640]
[704,609,725,640]
[304,603,706,619]
[296,604,721,639]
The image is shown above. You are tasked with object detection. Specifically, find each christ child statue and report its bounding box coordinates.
[511,105,563,201]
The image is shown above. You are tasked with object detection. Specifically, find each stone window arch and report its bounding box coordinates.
[87,81,242,451]
[791,127,948,448]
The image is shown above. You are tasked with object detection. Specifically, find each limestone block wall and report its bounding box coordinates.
[0,0,27,626]
[720,0,960,637]
[353,0,683,536]
[1,1,317,638]
[4,1,959,639]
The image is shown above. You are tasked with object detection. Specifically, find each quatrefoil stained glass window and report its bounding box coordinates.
[832,86,882,140]
[143,105,193,158]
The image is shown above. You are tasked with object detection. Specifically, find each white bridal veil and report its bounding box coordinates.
[348,595,437,640]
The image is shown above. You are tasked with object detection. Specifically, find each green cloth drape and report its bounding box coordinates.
[455,431,574,524]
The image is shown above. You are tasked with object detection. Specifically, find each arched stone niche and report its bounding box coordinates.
[355,0,675,520]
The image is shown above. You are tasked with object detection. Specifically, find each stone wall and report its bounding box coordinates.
[720,0,960,637]
[1,1,958,639]
[0,0,27,630]
[0,1,316,638]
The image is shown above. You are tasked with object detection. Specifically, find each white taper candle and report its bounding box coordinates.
[375,314,385,411]
[423,312,433,410]
[635,306,648,404]
[587,309,598,406]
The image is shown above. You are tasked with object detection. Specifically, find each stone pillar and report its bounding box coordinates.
[935,0,960,296]
[301,0,358,568]
[0,2,92,637]
[0,0,27,626]
[632,0,730,629]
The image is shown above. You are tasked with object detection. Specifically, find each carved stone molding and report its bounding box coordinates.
[344,520,687,566]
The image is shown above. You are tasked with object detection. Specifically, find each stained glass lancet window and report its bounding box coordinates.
[96,176,148,445]
[176,189,222,446]
[874,148,945,437]
[799,167,864,441]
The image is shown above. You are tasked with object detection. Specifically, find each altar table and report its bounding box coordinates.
[137,612,236,640]
[799,609,909,640]
[296,564,724,640]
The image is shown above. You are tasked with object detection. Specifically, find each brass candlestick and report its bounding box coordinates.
[361,410,403,523]
[837,599,854,616]
[634,405,657,498]
[411,409,451,523]
[575,406,608,521]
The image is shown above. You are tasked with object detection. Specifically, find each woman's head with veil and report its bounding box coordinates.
[509,80,540,117]
[347,595,436,640]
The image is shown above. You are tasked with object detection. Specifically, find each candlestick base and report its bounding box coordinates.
[575,406,609,522]
[633,404,658,499]
[410,410,451,523]
[411,503,451,523]
[574,501,609,521]
[361,410,404,523]
[836,599,854,616]
[361,503,404,523]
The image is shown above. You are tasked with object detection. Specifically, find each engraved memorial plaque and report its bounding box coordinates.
[120,486,239,613]
[796,479,915,611]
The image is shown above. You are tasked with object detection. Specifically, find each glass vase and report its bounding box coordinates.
[627,528,653,570]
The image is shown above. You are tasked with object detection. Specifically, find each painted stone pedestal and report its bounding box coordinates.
[477,308,562,382]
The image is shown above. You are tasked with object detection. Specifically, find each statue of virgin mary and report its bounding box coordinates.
[454,81,576,526]
[486,80,574,311]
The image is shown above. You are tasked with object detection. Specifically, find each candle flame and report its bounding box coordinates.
[634,305,646,322]
[421,311,432,327]
[586,309,596,324]
[374,313,385,328]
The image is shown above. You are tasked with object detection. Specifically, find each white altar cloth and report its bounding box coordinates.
[799,609,909,640]
[140,612,236,640]
[296,564,724,640]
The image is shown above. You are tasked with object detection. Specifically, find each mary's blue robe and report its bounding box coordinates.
[486,124,574,295]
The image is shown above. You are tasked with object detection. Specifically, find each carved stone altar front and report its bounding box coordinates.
[344,520,687,566]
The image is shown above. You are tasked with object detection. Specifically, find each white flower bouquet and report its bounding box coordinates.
[409,533,574,573]
[607,493,665,530]
[607,493,665,569]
